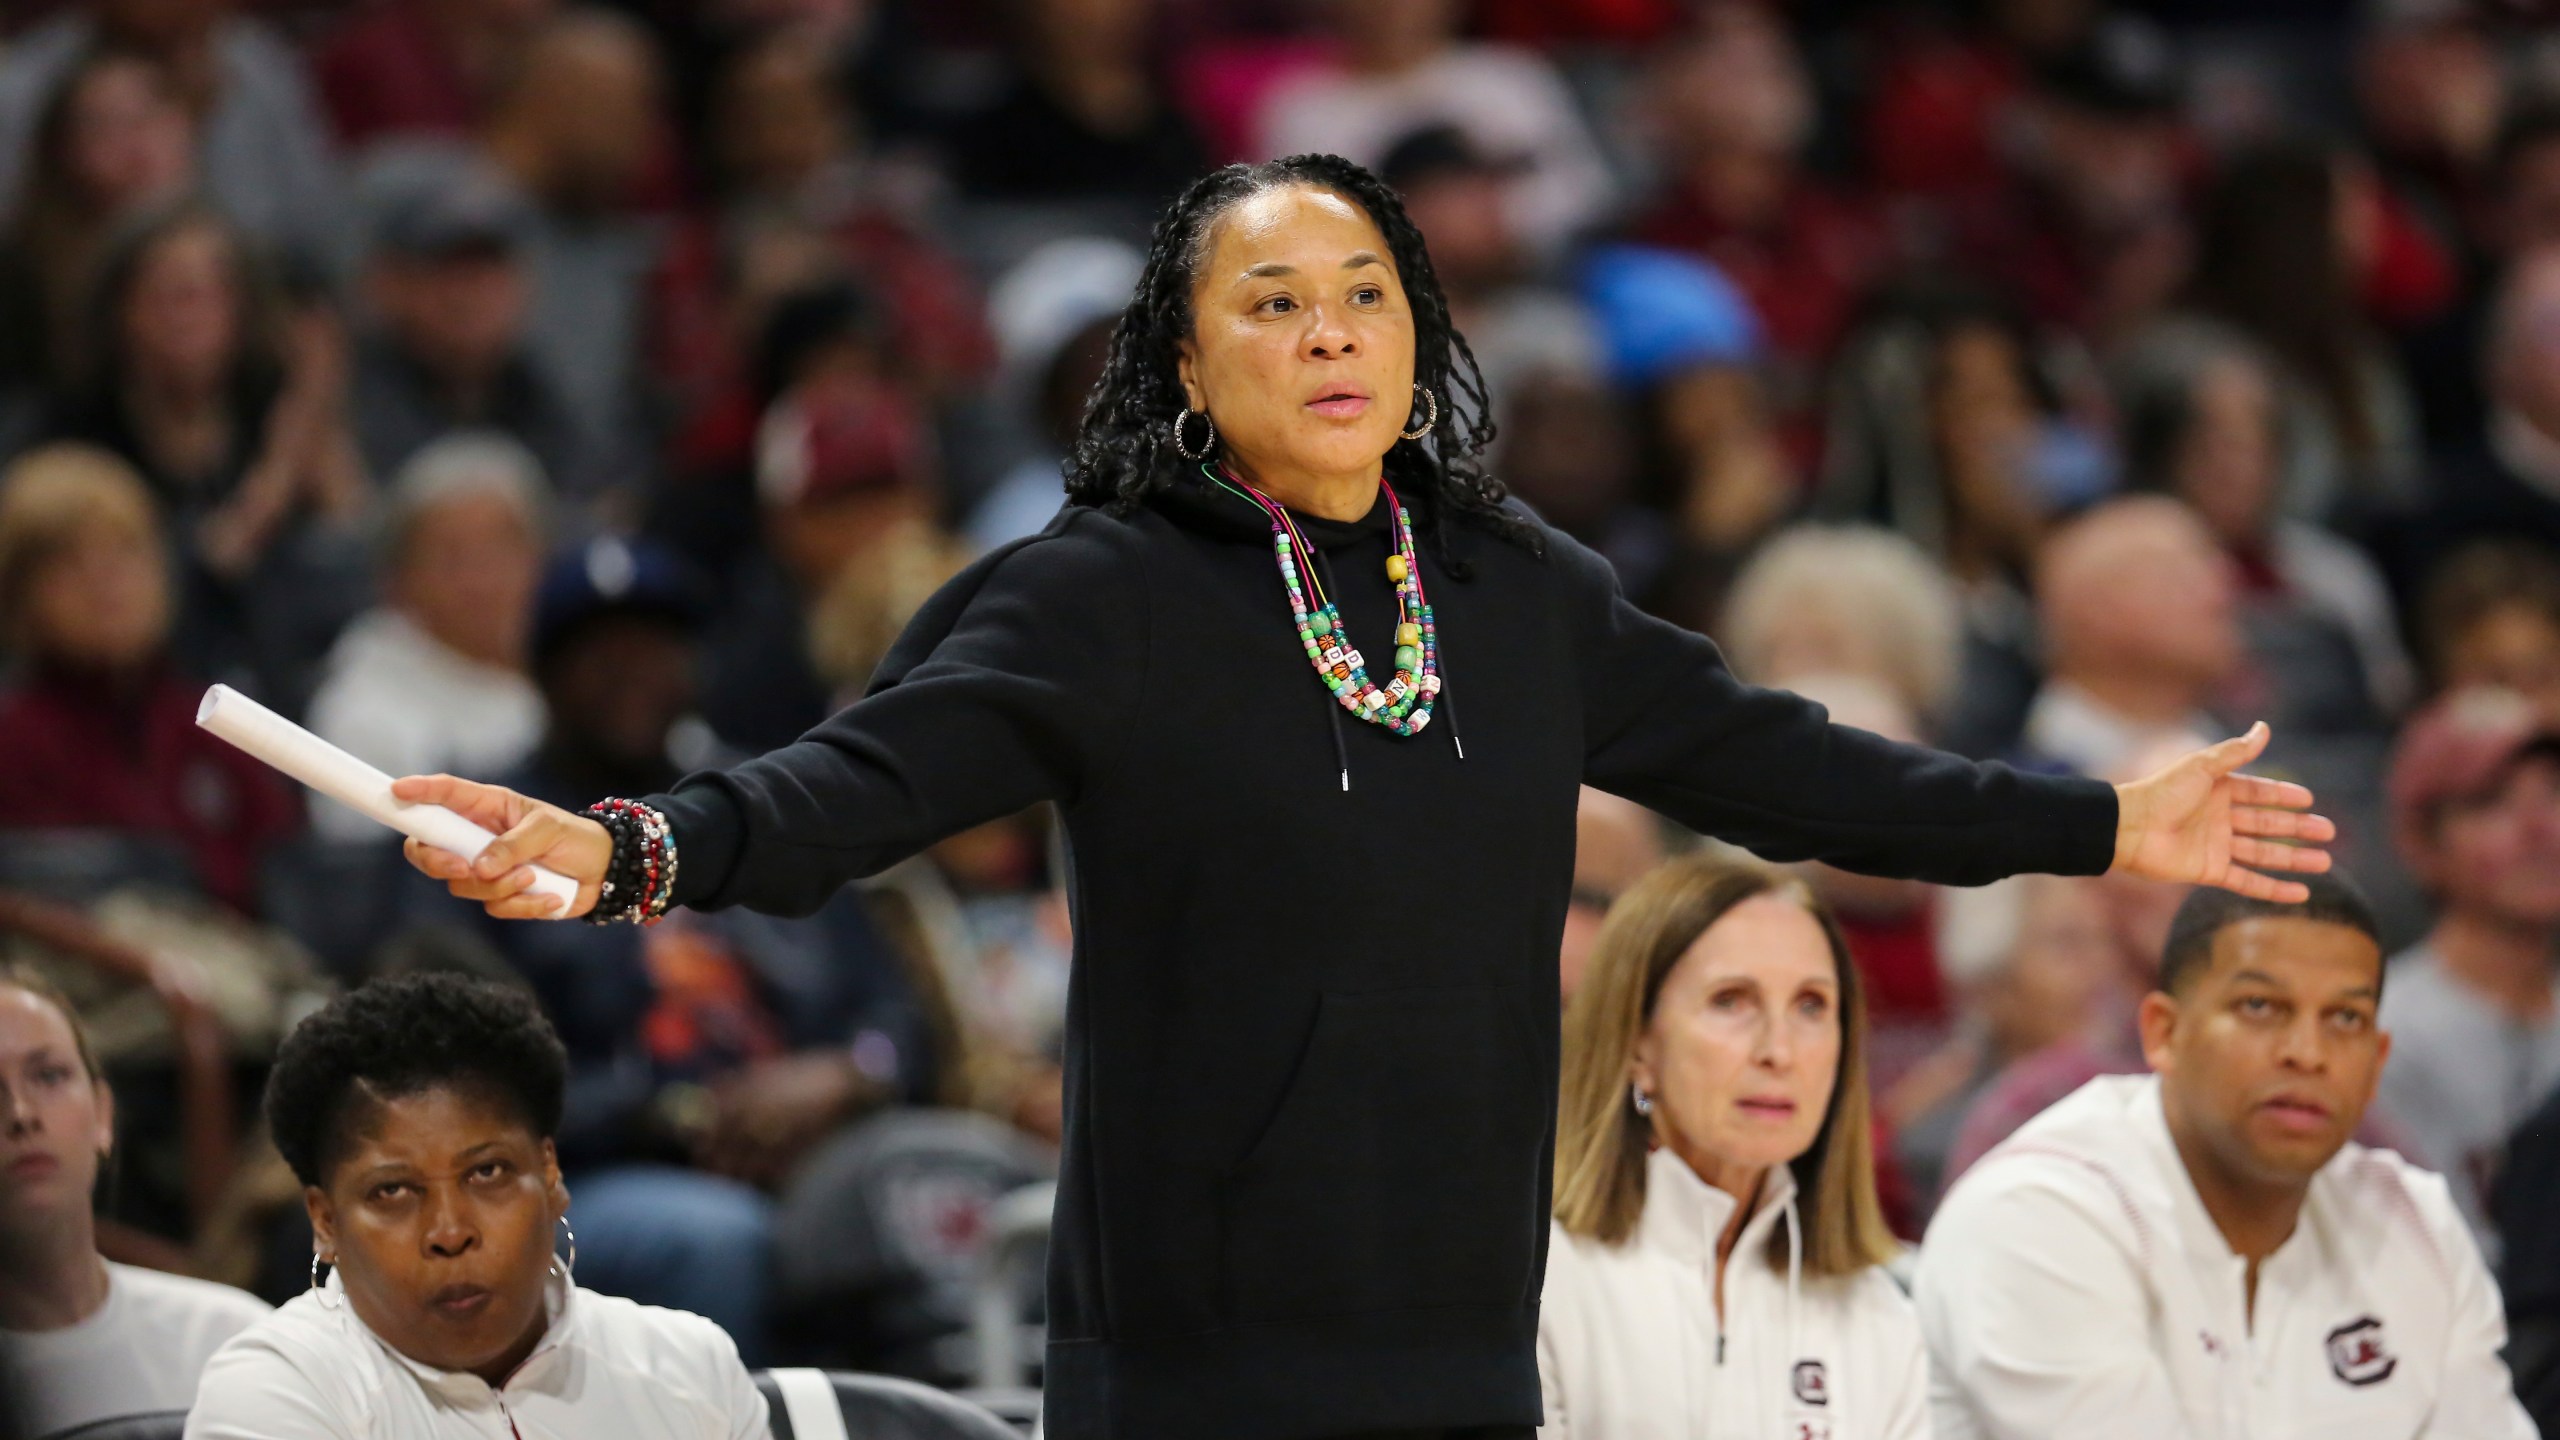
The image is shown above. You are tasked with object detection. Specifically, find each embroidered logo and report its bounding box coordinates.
[2199,1329,2229,1360]
[1791,1358,1830,1407]
[2326,1316,2397,1387]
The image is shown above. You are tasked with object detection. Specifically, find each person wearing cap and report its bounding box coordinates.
[396,157,2330,1440]
[970,238,1144,553]
[1918,872,2537,1440]
[351,148,605,503]
[2376,686,2560,1252]
[306,433,548,842]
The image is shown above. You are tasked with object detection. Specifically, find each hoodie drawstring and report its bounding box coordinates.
[1312,549,1355,792]
[1783,1192,1804,1440]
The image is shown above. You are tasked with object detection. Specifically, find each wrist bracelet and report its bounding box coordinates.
[580,798,679,925]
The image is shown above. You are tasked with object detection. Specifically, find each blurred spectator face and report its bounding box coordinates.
[1976,876,2113,1059]
[2142,917,2386,1189]
[2491,251,2560,439]
[759,374,931,590]
[369,245,529,384]
[20,501,170,672]
[712,39,848,199]
[96,0,218,50]
[546,613,695,770]
[1647,2,1813,221]
[2425,753,2560,926]
[119,218,242,398]
[2167,353,2283,548]
[0,984,112,1239]
[1560,788,1665,1004]
[391,489,541,669]
[60,55,193,215]
[1499,375,1632,533]
[2040,498,2241,698]
[1329,0,1459,64]
[1932,322,2050,562]
[2442,602,2560,724]
[1399,169,1515,294]
[1026,0,1152,61]
[499,17,660,213]
[1630,894,1841,1177]
[2035,102,2180,235]
[2356,14,2501,168]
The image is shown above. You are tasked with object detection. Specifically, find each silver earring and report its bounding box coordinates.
[552,1218,576,1280]
[1631,1085,1654,1117]
[1399,383,1438,441]
[1171,408,1217,461]
[310,1251,342,1309]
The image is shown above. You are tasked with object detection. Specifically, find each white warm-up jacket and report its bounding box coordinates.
[1539,1147,1930,1440]
[1914,1074,2534,1440]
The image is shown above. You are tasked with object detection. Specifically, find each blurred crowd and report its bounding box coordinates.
[1,0,2558,1406]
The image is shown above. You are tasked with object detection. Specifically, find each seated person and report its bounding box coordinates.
[1916,873,2534,1439]
[1542,856,1926,1437]
[0,966,269,1433]
[0,443,299,914]
[186,973,768,1439]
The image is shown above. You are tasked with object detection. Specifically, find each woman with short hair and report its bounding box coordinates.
[1542,856,1925,1438]
[185,973,767,1439]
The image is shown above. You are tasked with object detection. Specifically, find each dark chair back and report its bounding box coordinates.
[753,1368,1024,1440]
[42,1413,188,1440]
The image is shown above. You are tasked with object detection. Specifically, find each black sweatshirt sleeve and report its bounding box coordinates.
[1558,531,2118,885]
[648,511,1146,917]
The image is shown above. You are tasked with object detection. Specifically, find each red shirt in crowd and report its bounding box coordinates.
[0,662,301,915]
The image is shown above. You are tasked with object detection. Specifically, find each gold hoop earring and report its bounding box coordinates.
[1171,408,1217,461]
[1400,383,1438,441]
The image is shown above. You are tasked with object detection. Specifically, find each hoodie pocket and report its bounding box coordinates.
[1217,984,1546,1324]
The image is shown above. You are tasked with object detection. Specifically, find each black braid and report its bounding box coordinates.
[1063,154,1543,575]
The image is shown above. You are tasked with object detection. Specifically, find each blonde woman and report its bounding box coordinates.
[1542,856,1926,1439]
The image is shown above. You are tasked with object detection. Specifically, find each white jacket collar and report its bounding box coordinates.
[1636,1143,1799,1270]
[334,1264,581,1399]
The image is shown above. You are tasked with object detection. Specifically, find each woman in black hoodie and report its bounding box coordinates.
[399,155,2334,1440]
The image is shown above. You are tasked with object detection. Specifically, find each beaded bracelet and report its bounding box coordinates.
[580,798,679,926]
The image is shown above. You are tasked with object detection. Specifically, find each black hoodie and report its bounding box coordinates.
[650,471,2117,1440]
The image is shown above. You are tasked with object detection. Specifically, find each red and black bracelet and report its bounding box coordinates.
[581,798,679,925]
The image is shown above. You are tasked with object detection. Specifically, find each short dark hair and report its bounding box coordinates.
[2158,870,2383,999]
[263,972,566,1189]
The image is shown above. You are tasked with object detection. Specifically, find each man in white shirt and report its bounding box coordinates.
[1916,871,2535,1440]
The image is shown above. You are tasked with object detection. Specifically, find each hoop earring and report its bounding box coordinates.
[1630,1085,1653,1117]
[1399,383,1438,441]
[310,1251,343,1309]
[552,1218,576,1281]
[1171,408,1216,461]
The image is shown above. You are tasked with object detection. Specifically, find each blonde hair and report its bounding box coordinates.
[0,443,162,646]
[1720,524,1961,723]
[1554,854,1898,1275]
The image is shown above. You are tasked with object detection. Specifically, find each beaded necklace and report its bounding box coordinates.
[1205,463,1439,736]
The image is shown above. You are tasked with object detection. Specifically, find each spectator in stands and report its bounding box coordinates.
[698,371,937,752]
[1883,873,2113,1223]
[1632,1,1889,439]
[1721,525,1965,740]
[970,236,1141,551]
[351,148,605,504]
[940,0,1208,209]
[1487,329,1660,601]
[1255,0,1616,259]
[2378,687,2560,1252]
[313,0,561,150]
[0,966,270,1434]
[2402,102,2560,454]
[2402,248,2560,581]
[2117,317,2415,720]
[0,444,298,915]
[480,10,670,465]
[2351,0,2497,331]
[1544,856,1925,1436]
[2182,140,2422,526]
[307,435,547,842]
[1817,282,2104,757]
[2021,496,2237,778]
[1917,875,2535,1440]
[2412,541,2560,726]
[1559,788,1667,1006]
[0,0,342,274]
[478,536,943,1360]
[47,202,371,710]
[0,44,195,400]
[188,972,769,1438]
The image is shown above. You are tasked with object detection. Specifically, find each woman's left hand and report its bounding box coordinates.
[2112,722,2336,902]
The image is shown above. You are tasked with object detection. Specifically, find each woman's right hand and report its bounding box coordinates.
[391,774,613,920]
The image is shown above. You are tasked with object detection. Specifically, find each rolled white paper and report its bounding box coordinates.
[195,684,580,910]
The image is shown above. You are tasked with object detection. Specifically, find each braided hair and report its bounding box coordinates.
[1065,154,1542,570]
